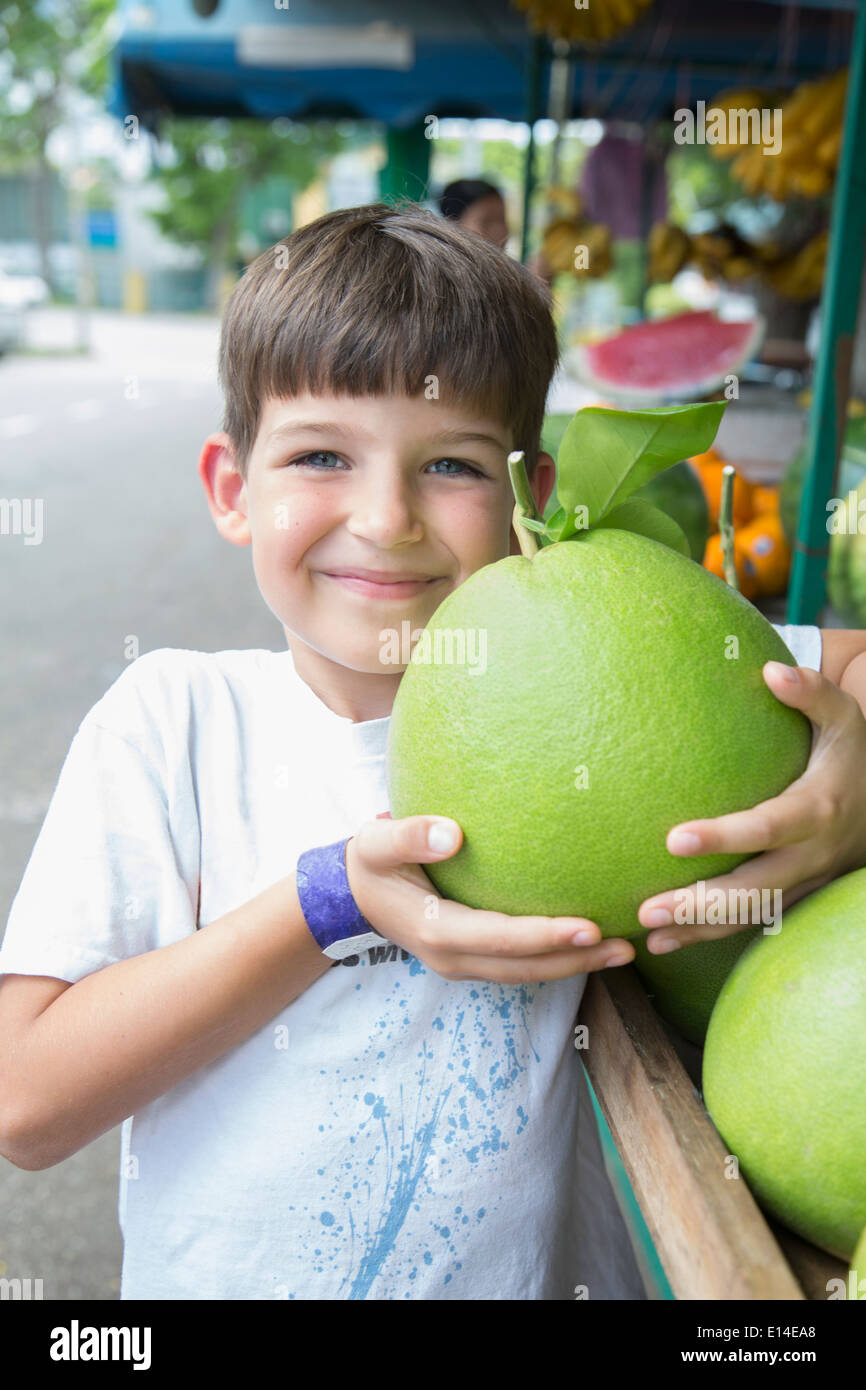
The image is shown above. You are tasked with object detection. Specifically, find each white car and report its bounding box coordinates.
[0,270,49,309]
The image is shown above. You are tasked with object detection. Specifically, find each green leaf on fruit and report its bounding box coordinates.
[554,401,724,540]
[592,498,691,556]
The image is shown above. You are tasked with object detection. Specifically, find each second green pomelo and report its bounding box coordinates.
[703,867,866,1260]
[632,926,760,1045]
[849,1224,866,1299]
[387,528,811,940]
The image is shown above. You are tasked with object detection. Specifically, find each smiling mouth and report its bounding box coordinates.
[320,572,445,598]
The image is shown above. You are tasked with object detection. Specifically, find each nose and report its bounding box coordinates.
[344,469,424,548]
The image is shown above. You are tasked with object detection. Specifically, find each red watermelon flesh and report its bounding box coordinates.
[579,311,764,402]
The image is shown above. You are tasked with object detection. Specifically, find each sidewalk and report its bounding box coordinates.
[14,307,222,384]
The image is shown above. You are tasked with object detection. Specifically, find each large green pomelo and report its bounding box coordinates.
[386,528,811,940]
[703,867,866,1260]
[632,926,760,1045]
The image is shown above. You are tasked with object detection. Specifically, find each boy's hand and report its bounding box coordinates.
[345,813,634,983]
[638,661,866,953]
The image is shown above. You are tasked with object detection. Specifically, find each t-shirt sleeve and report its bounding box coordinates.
[0,663,200,985]
[769,622,822,672]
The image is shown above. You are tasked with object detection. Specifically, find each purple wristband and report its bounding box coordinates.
[296,838,383,960]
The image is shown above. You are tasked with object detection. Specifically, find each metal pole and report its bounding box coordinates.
[786,5,866,623]
[548,39,574,190]
[636,127,656,320]
[520,34,545,266]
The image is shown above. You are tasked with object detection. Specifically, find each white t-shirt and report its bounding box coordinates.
[0,624,821,1300]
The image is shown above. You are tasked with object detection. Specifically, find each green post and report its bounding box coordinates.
[787,6,866,623]
[378,122,432,205]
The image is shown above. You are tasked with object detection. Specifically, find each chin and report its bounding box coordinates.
[327,638,409,678]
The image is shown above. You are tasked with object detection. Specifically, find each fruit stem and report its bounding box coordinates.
[720,464,740,591]
[508,450,541,558]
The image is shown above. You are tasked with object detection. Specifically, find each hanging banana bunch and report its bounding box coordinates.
[648,220,828,302]
[647,222,692,284]
[542,213,613,279]
[513,0,654,44]
[704,90,767,160]
[763,230,829,301]
[709,70,847,202]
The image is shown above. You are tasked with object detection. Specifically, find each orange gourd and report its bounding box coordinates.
[751,484,780,515]
[690,454,755,529]
[702,531,760,600]
[737,511,791,597]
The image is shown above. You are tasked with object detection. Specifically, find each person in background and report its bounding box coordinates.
[438,178,509,249]
[439,178,553,289]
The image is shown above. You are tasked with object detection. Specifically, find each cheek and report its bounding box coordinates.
[438,489,511,558]
[251,487,329,556]
[443,485,510,526]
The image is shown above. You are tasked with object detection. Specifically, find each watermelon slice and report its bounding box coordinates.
[577,310,765,403]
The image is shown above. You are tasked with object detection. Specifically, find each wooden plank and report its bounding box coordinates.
[579,965,805,1300]
[766,1220,847,1303]
[660,1008,848,1299]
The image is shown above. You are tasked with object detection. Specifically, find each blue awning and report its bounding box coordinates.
[108,0,857,130]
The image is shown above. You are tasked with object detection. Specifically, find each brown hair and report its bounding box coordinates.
[217,201,558,479]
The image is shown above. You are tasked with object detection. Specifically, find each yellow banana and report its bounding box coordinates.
[817,127,842,169]
[801,70,847,142]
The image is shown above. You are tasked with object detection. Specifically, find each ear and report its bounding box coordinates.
[531,451,557,517]
[198,432,251,547]
[509,451,556,555]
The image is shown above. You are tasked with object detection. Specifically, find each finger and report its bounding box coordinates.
[637,845,809,946]
[442,938,636,984]
[781,872,835,912]
[763,660,860,733]
[665,777,821,859]
[353,814,463,872]
[422,900,612,955]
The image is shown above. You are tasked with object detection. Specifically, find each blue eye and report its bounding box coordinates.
[428,458,483,477]
[286,453,483,477]
[290,451,344,469]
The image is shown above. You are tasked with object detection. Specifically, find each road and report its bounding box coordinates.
[0,309,283,1299]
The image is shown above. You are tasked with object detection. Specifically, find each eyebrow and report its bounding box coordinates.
[264,421,508,452]
[265,420,351,446]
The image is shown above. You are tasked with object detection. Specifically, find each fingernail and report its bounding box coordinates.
[669,831,701,854]
[604,949,632,967]
[769,661,799,684]
[651,937,681,954]
[644,907,673,928]
[428,820,458,853]
[572,928,599,945]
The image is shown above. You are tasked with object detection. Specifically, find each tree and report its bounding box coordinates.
[0,0,116,295]
[145,117,348,306]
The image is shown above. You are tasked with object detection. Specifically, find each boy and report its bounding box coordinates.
[1,204,865,1302]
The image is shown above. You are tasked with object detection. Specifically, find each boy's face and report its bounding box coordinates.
[199,390,555,721]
